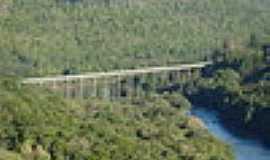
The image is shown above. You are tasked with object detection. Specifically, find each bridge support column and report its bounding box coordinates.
[109,77,116,101]
[175,70,181,83]
[117,75,122,100]
[102,78,110,100]
[187,69,192,79]
[181,70,187,83]
[141,73,149,98]
[175,70,184,92]
[93,78,97,98]
[171,71,176,83]
[127,76,135,100]
[39,81,44,87]
[193,68,201,79]
[79,78,84,99]
[151,73,158,92]
[168,71,175,84]
[178,71,184,92]
[108,79,113,101]
[160,71,167,87]
[173,71,181,83]
[64,78,70,98]
[134,75,140,99]
[82,79,90,99]
[52,80,57,90]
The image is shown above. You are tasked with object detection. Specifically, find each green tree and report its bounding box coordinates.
[249,33,260,48]
[214,69,241,93]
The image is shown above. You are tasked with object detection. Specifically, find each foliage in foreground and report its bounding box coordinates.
[0,78,234,160]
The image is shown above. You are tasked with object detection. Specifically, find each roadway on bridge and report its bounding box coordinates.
[23,61,212,84]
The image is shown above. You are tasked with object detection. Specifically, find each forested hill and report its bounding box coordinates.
[0,77,234,160]
[0,0,270,76]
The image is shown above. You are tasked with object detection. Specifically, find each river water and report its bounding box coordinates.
[191,106,270,160]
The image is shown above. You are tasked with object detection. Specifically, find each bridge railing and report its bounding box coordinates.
[22,61,212,84]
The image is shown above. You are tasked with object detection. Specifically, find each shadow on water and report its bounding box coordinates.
[191,106,270,160]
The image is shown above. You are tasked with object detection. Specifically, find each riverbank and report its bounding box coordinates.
[186,82,270,147]
[186,76,270,146]
[183,42,270,146]
[188,96,263,140]
[184,46,270,146]
[191,106,270,160]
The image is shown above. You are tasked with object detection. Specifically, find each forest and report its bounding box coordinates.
[0,0,270,160]
[0,77,234,160]
[0,0,270,76]
[186,36,270,145]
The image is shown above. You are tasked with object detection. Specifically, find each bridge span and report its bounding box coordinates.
[23,61,212,84]
[22,61,212,99]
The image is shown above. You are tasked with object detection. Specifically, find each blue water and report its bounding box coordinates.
[191,107,270,160]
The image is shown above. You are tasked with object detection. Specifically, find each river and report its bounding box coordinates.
[191,106,270,160]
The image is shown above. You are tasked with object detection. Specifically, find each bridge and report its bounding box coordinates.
[23,61,212,99]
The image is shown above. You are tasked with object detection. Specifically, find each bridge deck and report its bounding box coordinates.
[23,62,212,84]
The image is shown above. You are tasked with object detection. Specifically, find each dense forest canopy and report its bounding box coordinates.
[0,0,270,76]
[0,77,234,160]
[186,41,270,143]
[0,0,270,159]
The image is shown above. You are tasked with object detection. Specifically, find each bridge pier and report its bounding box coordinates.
[125,76,131,100]
[79,78,84,99]
[64,78,70,98]
[128,75,137,100]
[117,75,122,100]
[159,71,168,87]
[81,79,89,98]
[148,73,155,92]
[139,74,145,98]
[101,78,110,100]
[39,81,44,87]
[53,80,57,90]
[92,78,97,98]
[108,77,116,101]
[187,69,192,79]
[110,78,119,101]
[192,68,201,79]
[168,71,175,84]
[133,75,141,99]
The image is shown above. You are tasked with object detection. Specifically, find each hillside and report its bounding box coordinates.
[0,0,270,76]
[0,78,234,160]
[186,45,270,144]
[1,0,270,160]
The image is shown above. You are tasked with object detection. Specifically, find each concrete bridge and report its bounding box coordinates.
[23,61,212,99]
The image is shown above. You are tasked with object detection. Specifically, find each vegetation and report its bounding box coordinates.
[0,77,234,160]
[0,0,270,76]
[187,37,270,144]
[1,0,270,159]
